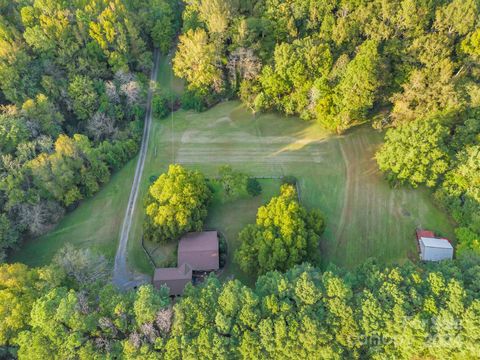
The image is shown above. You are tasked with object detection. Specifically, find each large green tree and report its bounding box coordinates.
[173,28,222,92]
[0,111,29,153]
[256,38,332,118]
[68,75,98,121]
[376,117,450,187]
[235,184,325,275]
[144,165,212,242]
[315,40,382,132]
[390,60,463,124]
[0,263,63,348]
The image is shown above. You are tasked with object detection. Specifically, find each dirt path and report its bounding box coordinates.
[112,49,160,289]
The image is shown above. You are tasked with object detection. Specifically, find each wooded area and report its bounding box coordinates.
[1,256,480,358]
[0,0,180,260]
[1,0,479,358]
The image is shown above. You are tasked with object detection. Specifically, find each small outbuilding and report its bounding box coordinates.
[153,263,192,296]
[178,231,219,271]
[416,230,453,261]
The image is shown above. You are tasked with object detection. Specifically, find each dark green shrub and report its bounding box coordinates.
[219,234,227,268]
[152,90,175,119]
[246,178,262,196]
[181,88,208,112]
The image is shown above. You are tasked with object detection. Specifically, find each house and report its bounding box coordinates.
[153,231,219,295]
[153,263,192,296]
[178,231,219,271]
[416,229,453,261]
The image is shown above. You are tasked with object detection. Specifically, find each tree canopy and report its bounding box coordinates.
[2,256,480,358]
[235,184,325,275]
[173,28,222,92]
[376,117,450,188]
[0,0,179,260]
[144,165,212,242]
[172,0,480,134]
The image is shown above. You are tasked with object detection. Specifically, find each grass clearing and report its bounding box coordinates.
[206,179,281,285]
[128,100,455,278]
[157,52,184,96]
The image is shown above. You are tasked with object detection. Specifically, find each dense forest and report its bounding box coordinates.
[1,255,480,358]
[172,0,480,255]
[0,0,180,260]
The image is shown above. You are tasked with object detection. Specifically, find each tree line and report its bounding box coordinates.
[1,254,479,358]
[172,0,478,129]
[0,0,180,260]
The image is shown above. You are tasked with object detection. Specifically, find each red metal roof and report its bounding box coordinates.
[416,229,435,240]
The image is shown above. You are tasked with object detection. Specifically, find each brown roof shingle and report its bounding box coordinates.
[153,263,192,296]
[178,231,219,271]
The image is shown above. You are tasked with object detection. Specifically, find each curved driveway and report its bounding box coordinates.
[113,49,160,289]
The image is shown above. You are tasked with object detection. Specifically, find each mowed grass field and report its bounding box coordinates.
[128,100,455,277]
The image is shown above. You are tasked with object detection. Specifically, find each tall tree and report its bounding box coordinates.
[376,117,450,187]
[173,28,223,92]
[144,165,212,242]
[235,184,325,275]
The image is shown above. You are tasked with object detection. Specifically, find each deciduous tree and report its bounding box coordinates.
[173,28,222,92]
[144,165,212,242]
[235,184,325,275]
[376,118,450,187]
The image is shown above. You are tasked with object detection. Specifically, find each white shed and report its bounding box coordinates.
[419,237,453,261]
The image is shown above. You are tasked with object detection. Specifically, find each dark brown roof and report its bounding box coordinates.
[153,263,192,296]
[178,231,219,271]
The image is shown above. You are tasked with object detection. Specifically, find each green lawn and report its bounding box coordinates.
[128,101,456,278]
[156,52,184,96]
[206,179,281,285]
[9,157,137,266]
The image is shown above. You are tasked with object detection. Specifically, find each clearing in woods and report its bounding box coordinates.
[11,55,455,277]
[128,100,455,276]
